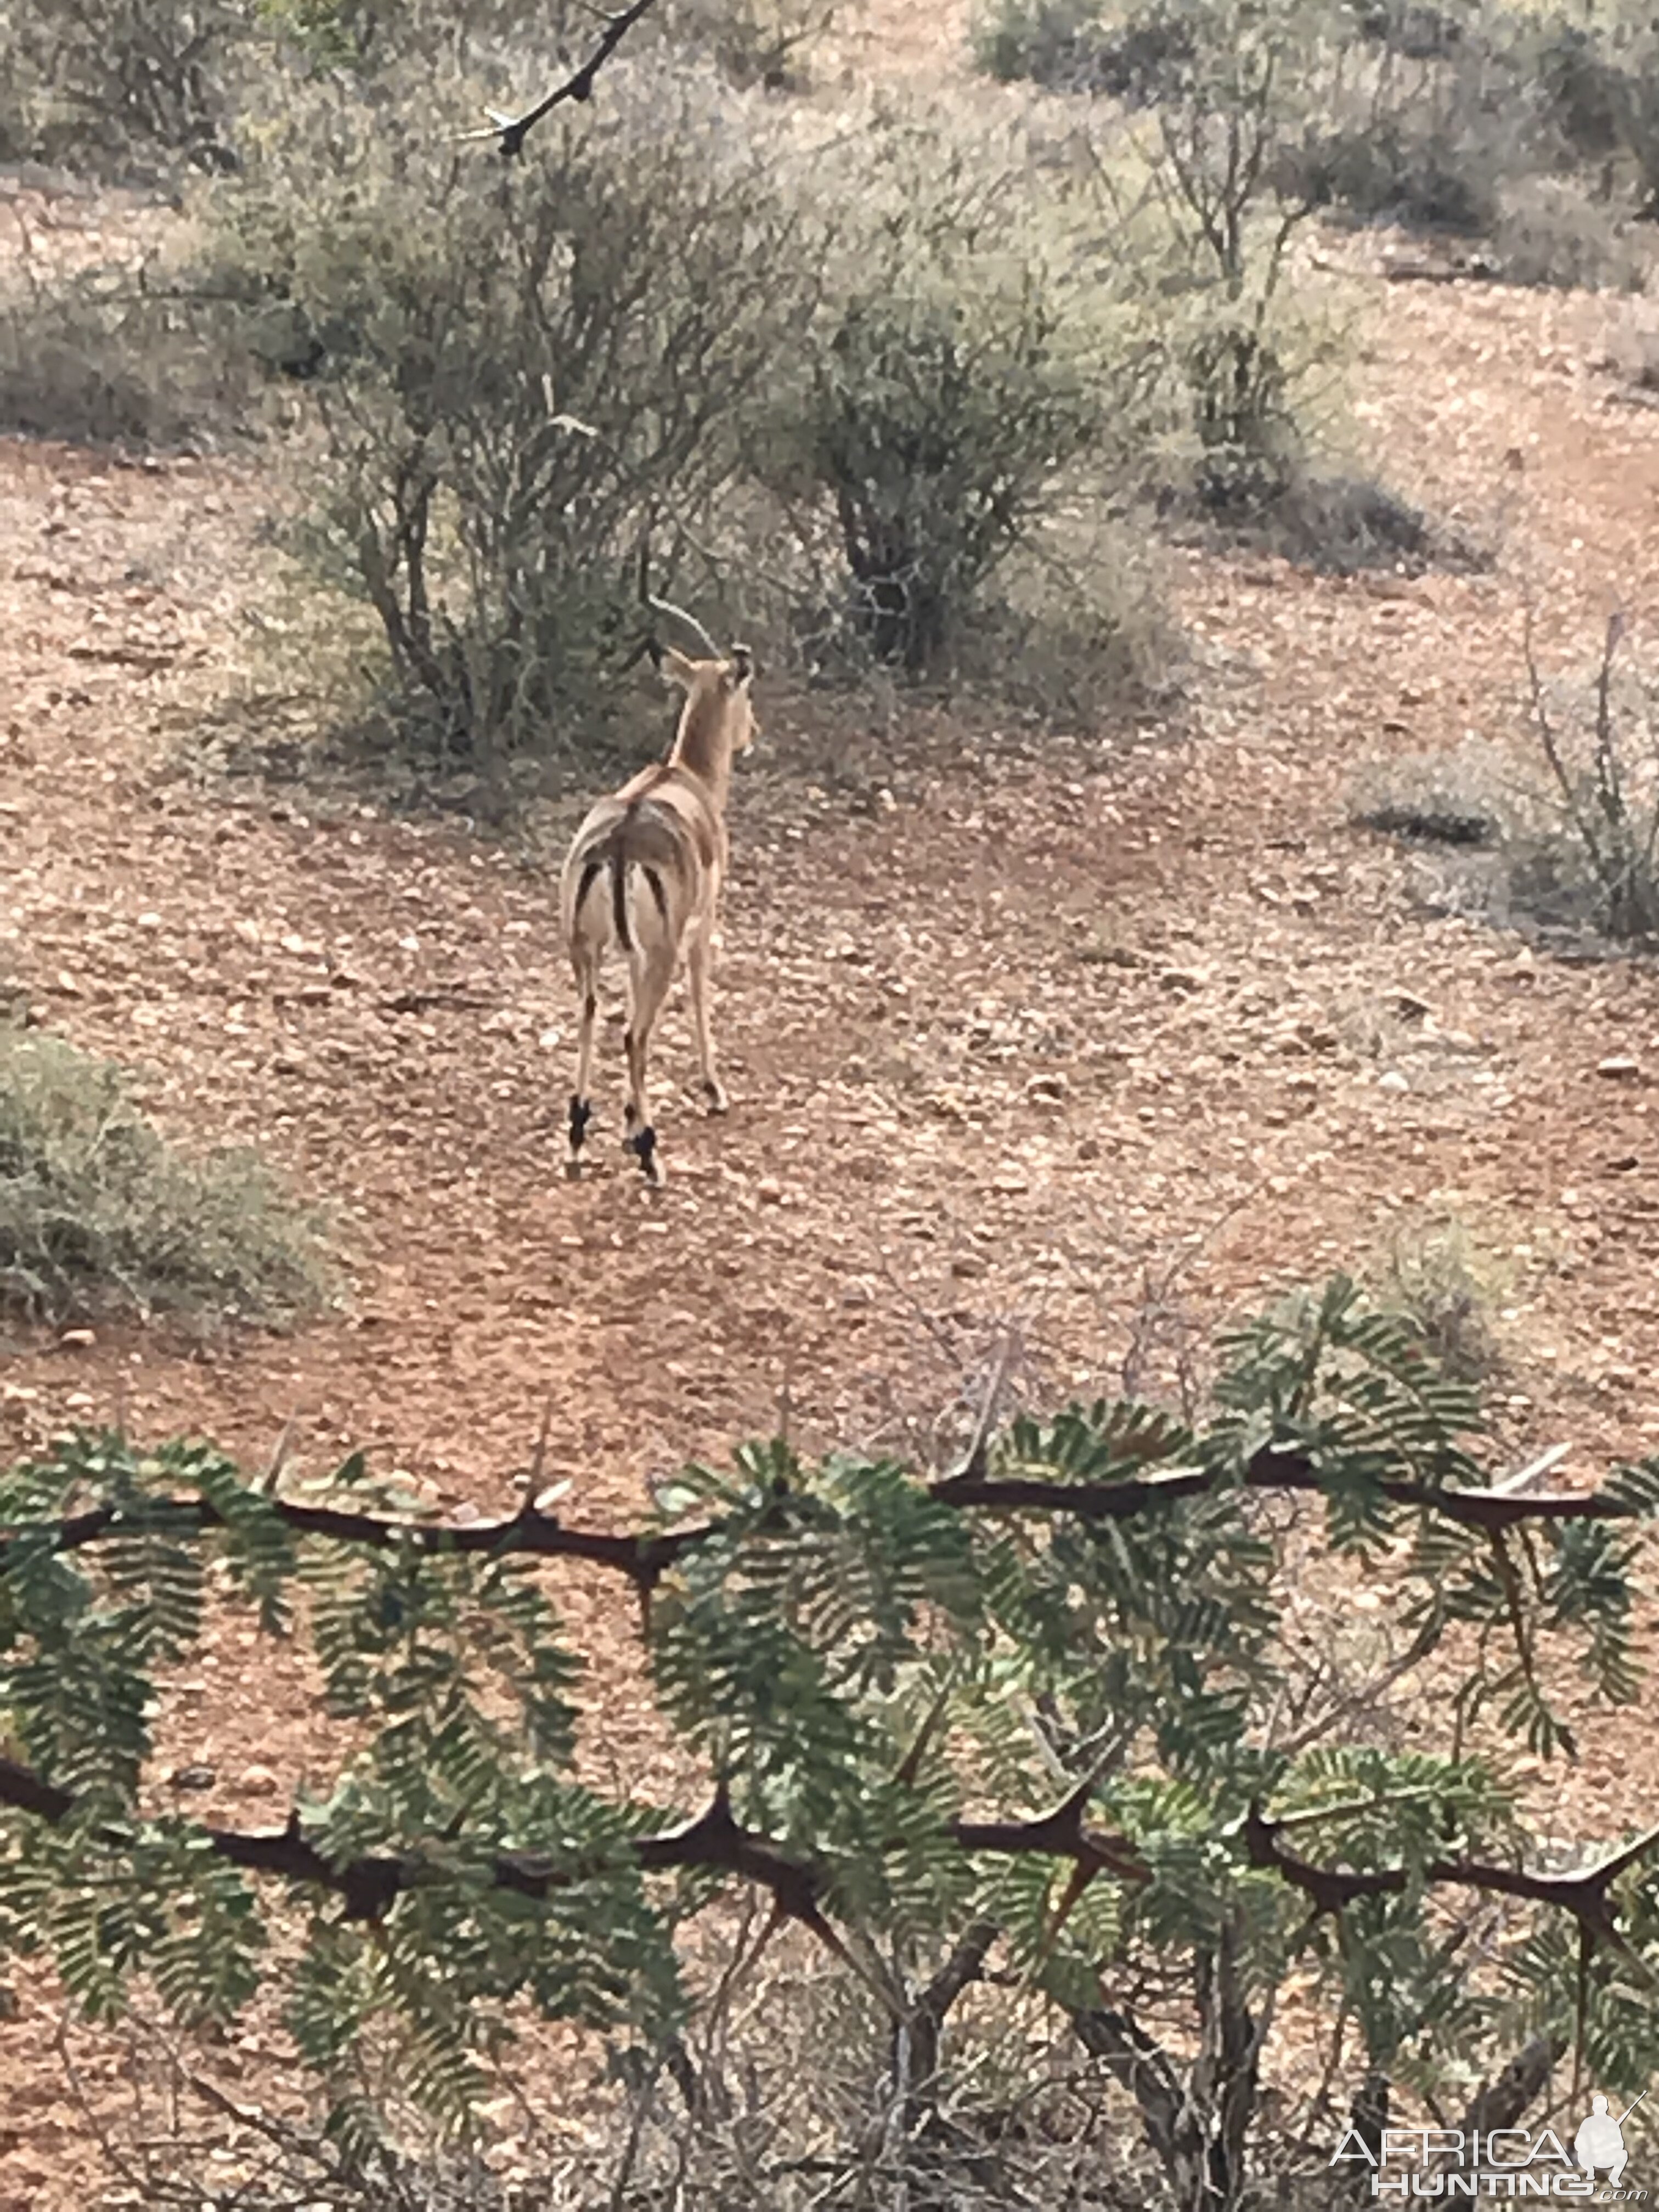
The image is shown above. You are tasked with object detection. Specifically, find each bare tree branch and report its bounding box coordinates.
[458,0,664,159]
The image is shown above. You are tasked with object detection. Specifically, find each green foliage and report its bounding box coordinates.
[656,0,842,88]
[973,0,1196,98]
[992,0,1350,512]
[208,63,808,772]
[0,257,256,450]
[973,0,1113,88]
[0,0,246,175]
[760,115,1151,674]
[4,1281,1659,2182]
[0,1022,330,1326]
[1367,1215,1504,1384]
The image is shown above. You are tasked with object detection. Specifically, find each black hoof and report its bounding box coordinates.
[627,1124,660,1183]
[568,1094,593,1152]
[703,1079,729,1115]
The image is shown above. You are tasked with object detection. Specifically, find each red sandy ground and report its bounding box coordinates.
[3,8,1659,2196]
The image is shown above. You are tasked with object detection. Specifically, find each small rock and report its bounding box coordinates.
[1596,1056,1641,1080]
[1605,1153,1641,1173]
[135,911,163,930]
[239,1765,280,1798]
[755,1177,784,1204]
[1159,968,1205,993]
[951,1253,988,1279]
[1025,1073,1067,1104]
[1389,990,1433,1022]
[168,1764,217,1792]
[1285,1073,1319,1094]
[58,1328,95,1350]
[1378,1070,1410,1094]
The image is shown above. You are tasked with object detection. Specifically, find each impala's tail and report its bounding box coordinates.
[610,838,631,953]
[568,815,677,962]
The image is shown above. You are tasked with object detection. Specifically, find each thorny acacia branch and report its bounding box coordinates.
[1,1440,1641,1592]
[5,1756,1659,1966]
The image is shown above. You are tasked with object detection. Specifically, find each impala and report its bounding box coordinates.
[558,602,757,1185]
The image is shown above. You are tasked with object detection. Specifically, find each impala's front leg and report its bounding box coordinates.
[685,920,727,1114]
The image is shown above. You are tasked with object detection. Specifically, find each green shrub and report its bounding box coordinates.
[1300,107,1512,234]
[975,0,1106,88]
[656,0,841,87]
[207,61,808,774]
[1489,174,1647,291]
[783,273,1097,672]
[0,0,246,177]
[1602,8,1659,216]
[757,115,1160,673]
[0,1023,331,1327]
[1370,1216,1504,1383]
[952,515,1182,720]
[973,0,1201,97]
[1522,613,1659,943]
[1123,1,1344,507]
[1530,10,1626,162]
[0,262,254,448]
[1353,0,1464,60]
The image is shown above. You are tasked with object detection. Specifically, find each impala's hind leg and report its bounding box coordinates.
[566,949,600,1179]
[622,944,676,1183]
[686,922,727,1114]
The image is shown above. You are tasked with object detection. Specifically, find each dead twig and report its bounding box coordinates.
[458,0,664,159]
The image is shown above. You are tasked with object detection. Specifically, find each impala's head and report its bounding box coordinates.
[653,639,759,759]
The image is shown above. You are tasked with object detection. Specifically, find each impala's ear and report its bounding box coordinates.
[726,643,754,690]
[648,640,697,690]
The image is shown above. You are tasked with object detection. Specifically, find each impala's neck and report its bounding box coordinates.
[669,692,735,812]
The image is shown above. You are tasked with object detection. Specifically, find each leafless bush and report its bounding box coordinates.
[57,1933,1178,2211]
[1523,610,1659,944]
[1352,620,1659,946]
